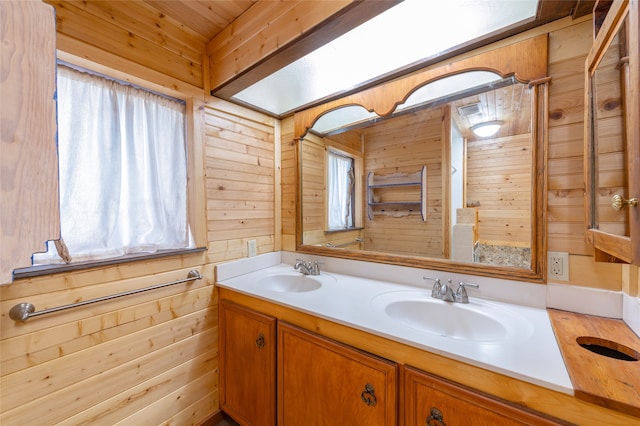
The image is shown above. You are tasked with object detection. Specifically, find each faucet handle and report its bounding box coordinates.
[455,282,479,303]
[423,277,441,297]
[311,260,324,274]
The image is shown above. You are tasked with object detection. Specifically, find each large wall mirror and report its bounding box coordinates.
[294,36,549,282]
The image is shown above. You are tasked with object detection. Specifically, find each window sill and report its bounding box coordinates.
[325,227,363,234]
[12,247,207,280]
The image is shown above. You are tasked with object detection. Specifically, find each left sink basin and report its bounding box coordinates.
[258,274,328,293]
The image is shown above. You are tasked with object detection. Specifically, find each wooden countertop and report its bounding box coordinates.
[548,309,640,418]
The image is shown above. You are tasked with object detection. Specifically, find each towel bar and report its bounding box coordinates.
[9,269,202,322]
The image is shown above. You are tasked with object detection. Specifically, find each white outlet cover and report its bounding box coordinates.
[547,251,569,281]
[248,240,257,257]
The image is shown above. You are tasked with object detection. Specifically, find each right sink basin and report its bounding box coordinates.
[371,290,533,342]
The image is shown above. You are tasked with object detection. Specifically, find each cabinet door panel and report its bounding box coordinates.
[278,322,397,426]
[220,300,276,426]
[403,366,566,426]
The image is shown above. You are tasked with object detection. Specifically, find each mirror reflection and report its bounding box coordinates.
[590,17,629,238]
[300,72,534,269]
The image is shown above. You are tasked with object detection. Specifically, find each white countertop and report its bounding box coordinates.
[217,252,573,395]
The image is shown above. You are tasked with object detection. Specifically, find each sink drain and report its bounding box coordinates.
[576,336,639,361]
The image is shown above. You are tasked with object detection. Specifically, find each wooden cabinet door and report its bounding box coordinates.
[220,300,276,426]
[402,366,566,426]
[0,0,60,283]
[277,322,397,425]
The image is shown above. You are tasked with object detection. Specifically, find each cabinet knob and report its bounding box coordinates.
[426,407,446,426]
[255,333,265,349]
[611,194,638,211]
[360,383,377,406]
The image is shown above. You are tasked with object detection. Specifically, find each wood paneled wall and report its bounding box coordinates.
[44,0,207,88]
[466,133,532,247]
[362,109,446,258]
[547,18,623,289]
[204,98,278,262]
[281,117,297,251]
[1,3,280,425]
[298,132,364,248]
[0,256,217,425]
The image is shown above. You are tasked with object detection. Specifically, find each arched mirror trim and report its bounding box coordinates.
[294,35,550,282]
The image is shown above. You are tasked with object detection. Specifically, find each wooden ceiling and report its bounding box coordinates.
[138,0,257,42]
[141,0,258,41]
[45,0,595,112]
[105,0,594,46]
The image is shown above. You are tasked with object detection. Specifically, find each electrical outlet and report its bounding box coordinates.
[548,251,569,281]
[247,239,257,257]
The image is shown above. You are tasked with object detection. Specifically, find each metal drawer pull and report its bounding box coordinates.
[361,383,377,406]
[426,407,446,426]
[256,333,265,349]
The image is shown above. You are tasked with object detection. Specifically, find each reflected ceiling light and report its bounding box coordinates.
[471,120,503,137]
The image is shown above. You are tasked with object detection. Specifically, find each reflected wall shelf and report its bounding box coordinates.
[367,166,427,221]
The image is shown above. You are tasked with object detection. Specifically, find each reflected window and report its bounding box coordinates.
[327,151,355,230]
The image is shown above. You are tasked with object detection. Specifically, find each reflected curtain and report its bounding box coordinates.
[327,151,354,229]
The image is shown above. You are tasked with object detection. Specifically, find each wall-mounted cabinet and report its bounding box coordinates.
[367,166,427,220]
[0,1,60,283]
[584,0,640,265]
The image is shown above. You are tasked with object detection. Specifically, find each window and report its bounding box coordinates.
[33,64,191,265]
[327,150,355,230]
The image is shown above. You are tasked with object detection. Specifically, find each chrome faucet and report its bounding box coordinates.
[454,281,480,303]
[423,277,479,303]
[294,258,322,275]
[439,279,456,302]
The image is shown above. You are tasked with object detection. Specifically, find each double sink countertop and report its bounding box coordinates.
[216,252,573,395]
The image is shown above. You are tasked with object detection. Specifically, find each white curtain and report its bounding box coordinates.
[327,151,354,229]
[34,65,189,264]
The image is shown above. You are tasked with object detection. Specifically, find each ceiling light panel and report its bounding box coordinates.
[232,0,538,115]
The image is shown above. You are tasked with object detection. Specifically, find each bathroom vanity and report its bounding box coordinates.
[216,255,639,425]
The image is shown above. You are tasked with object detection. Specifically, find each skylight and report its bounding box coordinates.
[232,0,539,116]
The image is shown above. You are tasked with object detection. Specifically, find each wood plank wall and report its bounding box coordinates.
[281,117,297,251]
[362,109,446,258]
[44,0,206,88]
[547,19,623,289]
[0,255,217,425]
[1,3,279,425]
[466,133,532,247]
[204,98,278,262]
[299,132,364,248]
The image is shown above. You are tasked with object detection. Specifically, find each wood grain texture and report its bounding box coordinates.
[548,309,640,417]
[220,300,276,426]
[467,133,532,247]
[44,0,210,88]
[203,97,277,262]
[294,35,549,138]
[0,0,60,283]
[403,366,568,425]
[1,257,217,425]
[277,322,397,426]
[220,288,640,425]
[363,109,445,258]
